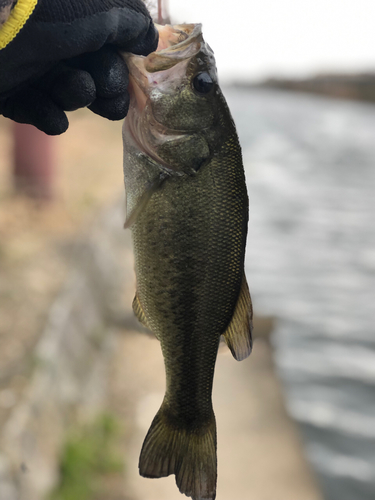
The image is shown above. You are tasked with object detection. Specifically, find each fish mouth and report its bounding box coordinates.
[145,23,203,72]
[121,24,204,111]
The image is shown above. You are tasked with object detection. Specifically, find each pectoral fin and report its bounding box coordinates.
[124,176,164,229]
[123,133,170,228]
[223,274,253,361]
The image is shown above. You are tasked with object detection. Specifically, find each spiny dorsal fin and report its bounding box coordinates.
[223,274,253,361]
[132,293,151,330]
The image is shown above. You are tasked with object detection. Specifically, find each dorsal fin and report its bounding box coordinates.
[223,274,253,361]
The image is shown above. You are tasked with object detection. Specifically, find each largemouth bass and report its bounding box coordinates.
[122,23,253,500]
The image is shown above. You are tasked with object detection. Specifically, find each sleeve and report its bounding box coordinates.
[0,0,37,49]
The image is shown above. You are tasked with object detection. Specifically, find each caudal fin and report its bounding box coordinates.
[139,405,217,500]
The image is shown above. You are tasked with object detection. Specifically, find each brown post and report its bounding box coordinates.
[158,0,162,23]
[13,122,55,199]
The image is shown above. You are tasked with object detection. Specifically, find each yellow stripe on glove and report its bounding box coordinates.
[0,0,38,50]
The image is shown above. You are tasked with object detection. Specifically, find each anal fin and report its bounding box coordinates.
[132,293,151,330]
[223,274,253,361]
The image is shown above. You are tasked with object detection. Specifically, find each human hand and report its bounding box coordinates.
[0,0,158,134]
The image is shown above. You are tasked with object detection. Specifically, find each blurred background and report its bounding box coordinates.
[0,1,374,500]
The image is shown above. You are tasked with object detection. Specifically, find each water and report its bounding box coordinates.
[224,87,375,500]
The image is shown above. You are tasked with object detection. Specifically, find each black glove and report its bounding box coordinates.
[0,0,158,134]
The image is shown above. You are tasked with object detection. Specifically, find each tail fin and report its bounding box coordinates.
[139,404,217,500]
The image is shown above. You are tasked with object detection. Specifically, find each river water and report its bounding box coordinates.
[224,87,375,500]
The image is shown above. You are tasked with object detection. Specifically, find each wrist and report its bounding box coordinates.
[0,0,37,49]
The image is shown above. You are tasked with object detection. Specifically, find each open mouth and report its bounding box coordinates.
[122,24,203,93]
[144,24,203,72]
[155,24,191,51]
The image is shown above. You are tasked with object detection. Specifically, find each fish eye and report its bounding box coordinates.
[193,72,214,95]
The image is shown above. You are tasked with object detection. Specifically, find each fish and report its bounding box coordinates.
[121,23,253,500]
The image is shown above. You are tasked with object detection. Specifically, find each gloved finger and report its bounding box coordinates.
[88,92,130,121]
[48,67,96,111]
[74,45,129,99]
[122,20,159,56]
[104,8,158,54]
[0,87,68,135]
[32,62,96,111]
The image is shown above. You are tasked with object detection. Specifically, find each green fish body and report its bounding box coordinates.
[122,24,253,500]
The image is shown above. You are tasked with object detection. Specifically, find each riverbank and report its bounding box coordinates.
[235,72,375,103]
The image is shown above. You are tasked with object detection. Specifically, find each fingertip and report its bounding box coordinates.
[5,88,70,135]
[50,68,96,111]
[43,113,69,135]
[77,46,129,99]
[88,91,130,121]
[125,20,159,56]
[28,106,69,135]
